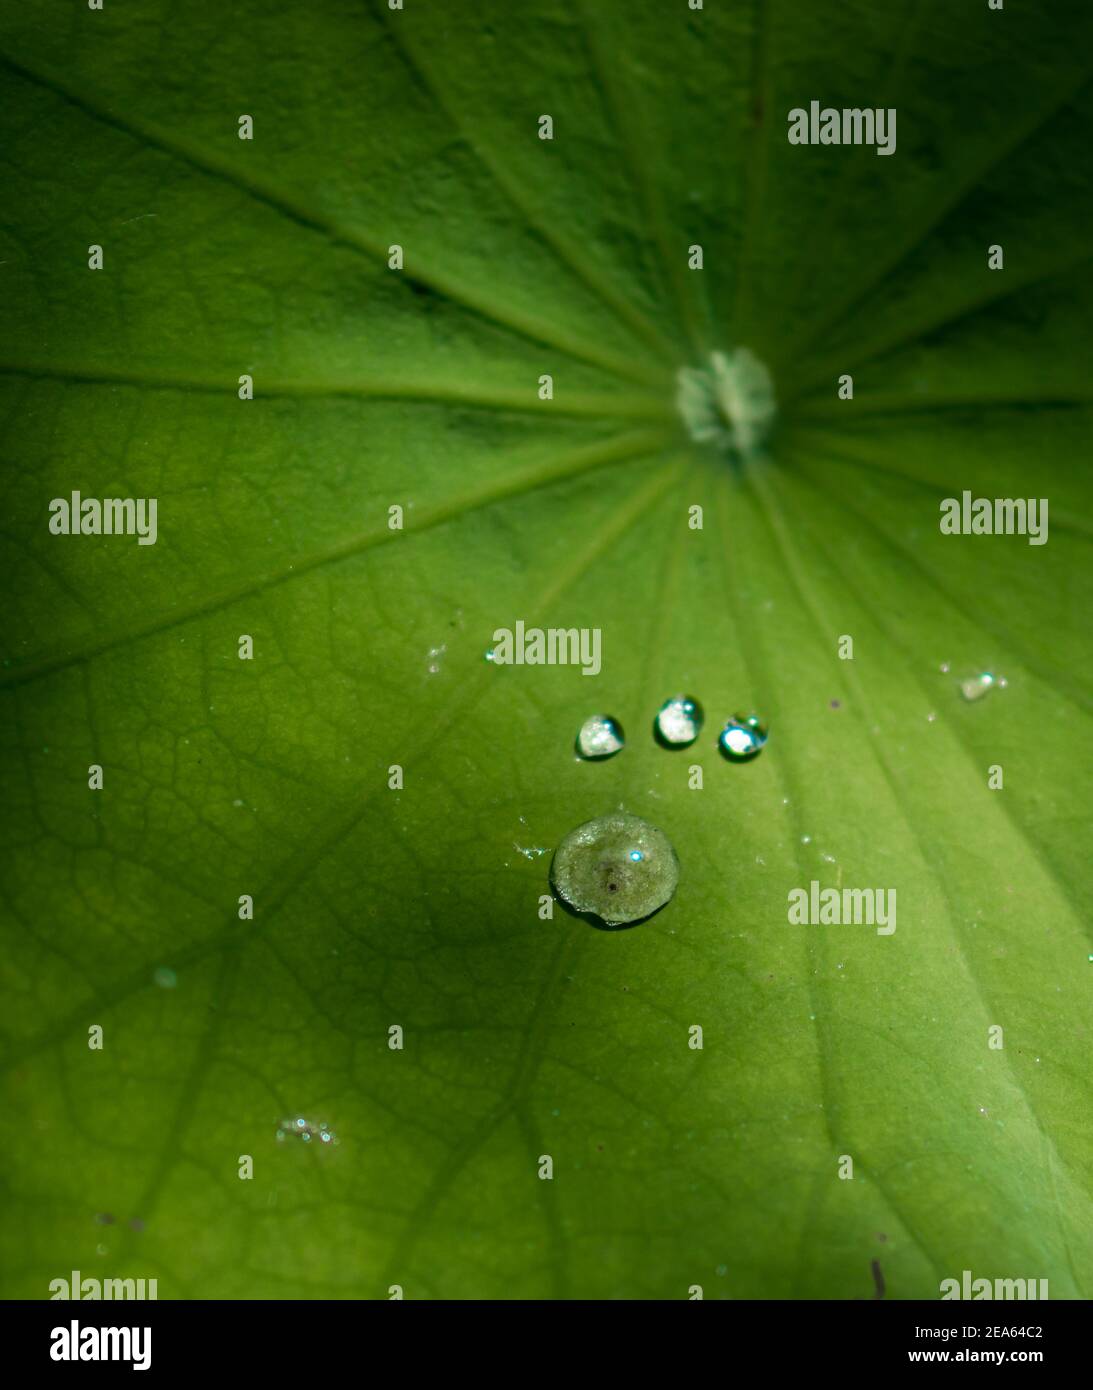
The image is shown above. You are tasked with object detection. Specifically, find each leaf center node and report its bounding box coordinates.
[676,348,776,459]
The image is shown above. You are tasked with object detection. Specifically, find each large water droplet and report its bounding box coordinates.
[654,694,704,747]
[718,714,768,761]
[550,812,679,926]
[576,714,625,759]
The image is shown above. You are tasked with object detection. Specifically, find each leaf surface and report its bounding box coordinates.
[1,0,1090,1299]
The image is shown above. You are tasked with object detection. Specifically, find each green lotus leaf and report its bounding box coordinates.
[1,0,1090,1300]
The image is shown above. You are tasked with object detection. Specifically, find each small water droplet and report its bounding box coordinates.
[715,1264,728,1277]
[576,714,625,760]
[800,834,811,845]
[939,662,951,674]
[717,714,768,761]
[278,1115,338,1147]
[550,812,679,926]
[96,1244,108,1257]
[960,671,1001,703]
[653,694,704,748]
[926,712,937,723]
[153,967,177,989]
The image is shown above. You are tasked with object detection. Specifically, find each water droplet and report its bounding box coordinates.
[550,812,679,926]
[926,712,937,723]
[576,714,625,760]
[278,1116,338,1147]
[153,966,177,989]
[718,714,767,761]
[939,662,951,674]
[653,694,704,747]
[800,834,811,845]
[960,671,1001,702]
[513,842,548,860]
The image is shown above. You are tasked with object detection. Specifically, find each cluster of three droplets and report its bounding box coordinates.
[576,696,768,763]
